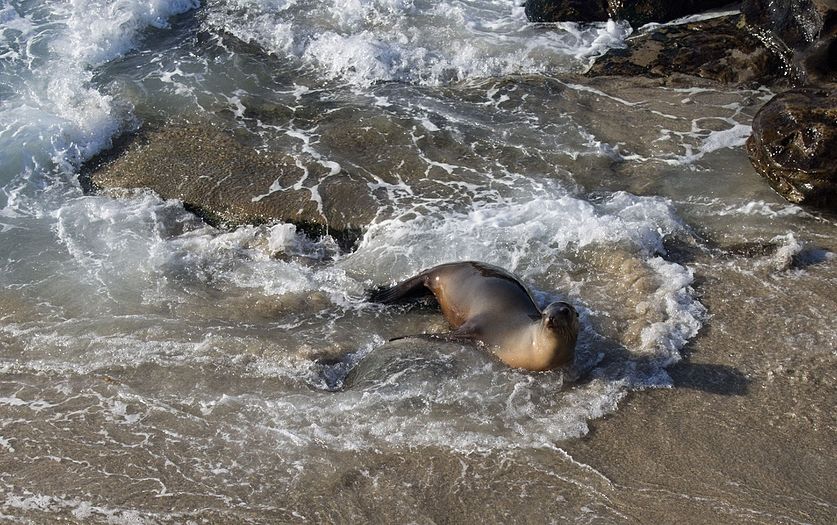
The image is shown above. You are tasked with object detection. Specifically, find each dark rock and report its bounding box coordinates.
[608,0,734,27]
[83,125,380,250]
[742,0,837,84]
[525,0,607,23]
[525,0,732,25]
[746,88,837,208]
[743,0,827,49]
[587,16,783,86]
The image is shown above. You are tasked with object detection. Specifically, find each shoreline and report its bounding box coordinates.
[2,0,836,520]
[1,213,834,524]
[561,253,837,523]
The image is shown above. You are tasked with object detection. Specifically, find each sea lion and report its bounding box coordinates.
[369,261,579,371]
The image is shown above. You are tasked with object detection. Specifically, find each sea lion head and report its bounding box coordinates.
[539,301,580,368]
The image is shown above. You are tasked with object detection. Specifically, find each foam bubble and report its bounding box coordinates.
[2,491,160,524]
[716,200,810,218]
[638,8,741,32]
[56,0,200,65]
[758,232,825,272]
[351,189,687,279]
[637,257,703,363]
[206,0,631,86]
[2,175,703,454]
[0,0,199,182]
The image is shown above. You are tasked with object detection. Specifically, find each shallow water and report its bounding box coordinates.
[0,1,835,522]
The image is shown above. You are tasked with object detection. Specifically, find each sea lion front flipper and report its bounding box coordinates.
[387,317,482,343]
[388,332,473,344]
[449,315,485,339]
[368,272,433,304]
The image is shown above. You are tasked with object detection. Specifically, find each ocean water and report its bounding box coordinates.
[1,1,835,522]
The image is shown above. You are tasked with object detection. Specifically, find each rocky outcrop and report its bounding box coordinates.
[746,88,837,208]
[742,0,837,84]
[587,15,782,85]
[525,0,732,26]
[739,2,836,208]
[525,0,608,23]
[83,125,379,250]
[743,0,830,48]
[611,0,734,27]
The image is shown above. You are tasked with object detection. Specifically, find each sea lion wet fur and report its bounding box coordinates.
[369,261,579,371]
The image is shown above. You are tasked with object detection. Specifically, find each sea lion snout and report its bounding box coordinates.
[543,301,577,327]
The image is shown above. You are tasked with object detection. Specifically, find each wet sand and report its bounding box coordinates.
[306,254,836,524]
[2,213,834,525]
[260,231,835,524]
[562,258,837,523]
[320,250,836,524]
[110,248,834,524]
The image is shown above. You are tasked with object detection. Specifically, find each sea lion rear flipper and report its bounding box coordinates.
[368,273,433,304]
[387,319,479,343]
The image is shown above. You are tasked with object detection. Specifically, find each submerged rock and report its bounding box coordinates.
[587,16,782,85]
[525,0,732,26]
[84,125,379,250]
[342,339,472,392]
[746,88,837,209]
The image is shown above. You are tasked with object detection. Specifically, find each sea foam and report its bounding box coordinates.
[0,0,199,182]
[0,0,704,466]
[206,0,630,86]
